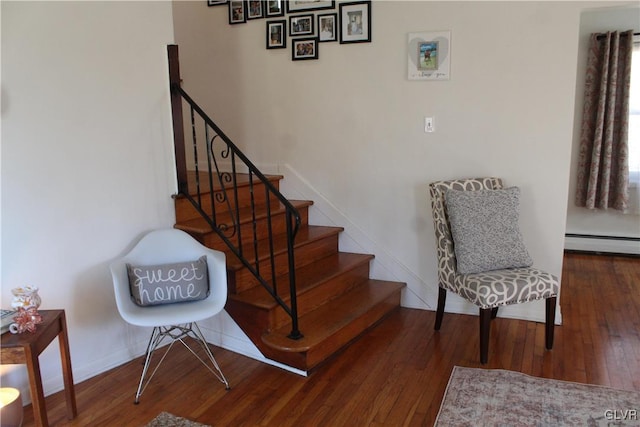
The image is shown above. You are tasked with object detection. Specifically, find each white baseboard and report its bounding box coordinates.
[565,235,640,255]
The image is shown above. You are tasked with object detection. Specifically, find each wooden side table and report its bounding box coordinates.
[1,309,77,427]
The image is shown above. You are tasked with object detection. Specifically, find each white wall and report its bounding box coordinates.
[565,3,640,253]
[1,1,176,399]
[172,1,614,321]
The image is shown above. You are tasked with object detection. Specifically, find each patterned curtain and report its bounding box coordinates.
[575,30,633,211]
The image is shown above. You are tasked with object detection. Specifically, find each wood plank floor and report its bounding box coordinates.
[21,252,640,426]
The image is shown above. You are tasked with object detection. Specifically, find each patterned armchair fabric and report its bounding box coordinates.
[429,178,559,309]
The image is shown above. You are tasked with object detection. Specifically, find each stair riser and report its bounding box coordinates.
[229,234,340,293]
[175,183,281,223]
[174,172,407,372]
[306,292,402,371]
[270,262,372,330]
[199,207,310,252]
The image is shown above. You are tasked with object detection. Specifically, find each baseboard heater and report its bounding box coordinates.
[564,233,640,256]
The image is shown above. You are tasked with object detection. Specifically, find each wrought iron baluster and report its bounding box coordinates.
[286,208,302,340]
[190,106,201,206]
[205,125,217,228]
[248,172,260,277]
[266,186,277,297]
[167,49,303,339]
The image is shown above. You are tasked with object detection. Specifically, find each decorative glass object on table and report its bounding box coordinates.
[7,286,43,334]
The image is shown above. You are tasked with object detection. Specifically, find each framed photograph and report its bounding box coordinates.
[228,0,247,24]
[266,20,287,49]
[208,0,228,6]
[286,0,334,13]
[289,14,314,37]
[247,0,264,19]
[292,38,319,60]
[407,31,451,80]
[339,1,371,44]
[318,13,337,42]
[266,0,285,17]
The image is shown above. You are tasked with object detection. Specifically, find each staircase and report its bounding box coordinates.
[174,171,405,372]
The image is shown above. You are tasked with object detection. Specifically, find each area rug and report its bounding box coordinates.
[145,412,211,427]
[435,366,640,426]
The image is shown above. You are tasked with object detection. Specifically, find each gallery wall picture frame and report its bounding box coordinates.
[286,0,335,13]
[289,14,314,37]
[318,13,337,42]
[407,31,451,80]
[247,0,265,19]
[266,0,285,17]
[266,20,287,49]
[229,0,247,24]
[208,0,228,6]
[339,1,371,44]
[292,37,319,60]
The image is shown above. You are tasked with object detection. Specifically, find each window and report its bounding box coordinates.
[628,35,640,213]
[629,36,640,185]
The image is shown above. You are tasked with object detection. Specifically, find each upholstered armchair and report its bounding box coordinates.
[429,177,558,364]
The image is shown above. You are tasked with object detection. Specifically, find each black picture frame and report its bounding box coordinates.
[266,0,285,17]
[229,0,247,24]
[317,13,337,43]
[289,14,314,37]
[339,1,371,44]
[208,0,228,6]
[266,20,287,49]
[247,0,265,19]
[292,37,319,61]
[287,0,334,13]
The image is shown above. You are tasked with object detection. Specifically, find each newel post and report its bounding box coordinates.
[167,44,188,195]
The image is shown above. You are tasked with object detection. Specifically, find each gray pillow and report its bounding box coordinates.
[127,256,209,306]
[445,187,533,274]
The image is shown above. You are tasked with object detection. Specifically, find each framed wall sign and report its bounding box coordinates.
[208,0,227,6]
[339,1,371,44]
[408,31,451,80]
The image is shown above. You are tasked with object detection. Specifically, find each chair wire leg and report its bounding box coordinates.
[133,323,231,403]
[186,322,230,390]
[134,326,176,404]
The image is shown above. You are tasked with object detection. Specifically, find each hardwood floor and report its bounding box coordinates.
[21,252,640,426]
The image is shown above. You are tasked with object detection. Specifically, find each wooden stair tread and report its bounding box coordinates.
[175,199,313,234]
[224,225,343,270]
[175,171,405,371]
[229,252,375,309]
[261,279,405,353]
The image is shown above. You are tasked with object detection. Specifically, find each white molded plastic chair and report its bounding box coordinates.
[110,228,230,403]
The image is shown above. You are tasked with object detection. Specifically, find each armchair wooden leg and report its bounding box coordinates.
[491,307,499,319]
[545,296,557,350]
[479,308,492,364]
[434,287,447,330]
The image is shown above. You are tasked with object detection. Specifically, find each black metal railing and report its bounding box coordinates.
[168,45,302,340]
